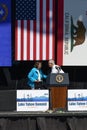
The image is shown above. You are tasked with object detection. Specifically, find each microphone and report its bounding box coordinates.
[55,66,61,73]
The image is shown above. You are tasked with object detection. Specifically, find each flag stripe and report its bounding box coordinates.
[57,0,64,65]
[15,21,18,60]
[46,0,50,59]
[52,0,55,59]
[30,21,34,60]
[49,0,53,59]
[40,0,43,60]
[18,20,21,60]
[42,0,46,60]
[15,0,55,61]
[21,20,24,60]
[27,21,30,60]
[24,20,27,60]
[33,21,36,60]
[36,0,40,60]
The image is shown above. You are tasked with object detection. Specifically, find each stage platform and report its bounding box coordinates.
[0,111,87,117]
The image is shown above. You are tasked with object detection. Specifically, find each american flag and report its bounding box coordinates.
[15,0,55,60]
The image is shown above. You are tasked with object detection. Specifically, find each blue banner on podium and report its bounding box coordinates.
[17,90,49,111]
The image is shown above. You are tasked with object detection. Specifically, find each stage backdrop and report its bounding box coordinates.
[0,0,12,66]
[57,0,87,66]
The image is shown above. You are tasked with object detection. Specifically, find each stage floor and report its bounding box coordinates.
[0,111,87,117]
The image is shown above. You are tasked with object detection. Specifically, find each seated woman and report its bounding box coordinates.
[27,62,47,89]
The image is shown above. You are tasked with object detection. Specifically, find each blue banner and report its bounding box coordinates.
[0,0,12,66]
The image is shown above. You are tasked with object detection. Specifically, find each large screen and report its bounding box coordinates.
[0,0,12,66]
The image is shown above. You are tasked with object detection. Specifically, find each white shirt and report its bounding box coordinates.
[51,65,64,74]
[37,70,41,81]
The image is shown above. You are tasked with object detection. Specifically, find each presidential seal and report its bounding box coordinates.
[56,74,64,83]
[0,3,8,22]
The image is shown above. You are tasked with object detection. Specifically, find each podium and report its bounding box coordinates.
[46,73,69,110]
